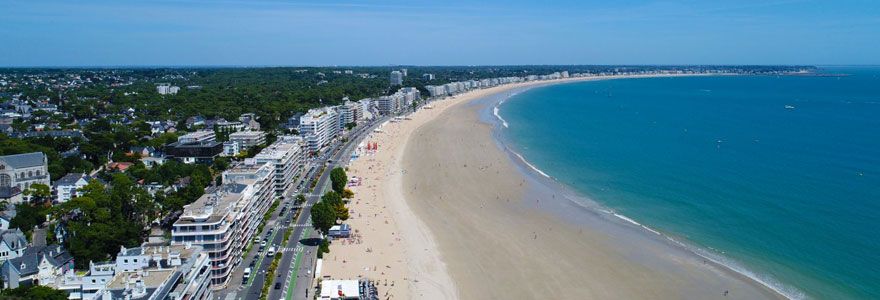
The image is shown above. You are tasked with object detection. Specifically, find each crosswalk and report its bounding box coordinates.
[280,245,304,253]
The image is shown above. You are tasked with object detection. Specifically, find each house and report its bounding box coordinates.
[53,173,98,203]
[0,229,28,264]
[0,209,15,230]
[185,116,206,128]
[239,113,260,130]
[140,156,166,168]
[128,146,155,158]
[53,222,70,245]
[172,176,191,192]
[1,244,74,288]
[105,162,133,172]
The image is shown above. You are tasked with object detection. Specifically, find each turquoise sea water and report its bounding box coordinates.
[499,68,880,300]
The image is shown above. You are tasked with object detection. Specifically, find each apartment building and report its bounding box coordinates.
[253,136,304,197]
[229,130,267,149]
[299,108,339,154]
[56,243,212,300]
[171,162,273,289]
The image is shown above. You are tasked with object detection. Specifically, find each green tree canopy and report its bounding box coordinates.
[0,285,69,300]
[23,183,52,204]
[310,200,336,235]
[9,203,47,235]
[330,167,347,194]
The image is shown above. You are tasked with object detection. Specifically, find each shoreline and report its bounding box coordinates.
[482,81,801,300]
[324,74,791,300]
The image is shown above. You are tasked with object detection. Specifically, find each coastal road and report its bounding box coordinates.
[238,116,389,300]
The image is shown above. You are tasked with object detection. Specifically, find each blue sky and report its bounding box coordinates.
[1,0,878,66]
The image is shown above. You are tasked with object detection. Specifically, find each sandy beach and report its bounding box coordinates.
[321,75,788,299]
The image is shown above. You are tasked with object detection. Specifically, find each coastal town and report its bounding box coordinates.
[0,65,811,300]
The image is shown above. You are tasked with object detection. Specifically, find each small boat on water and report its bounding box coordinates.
[785,105,796,109]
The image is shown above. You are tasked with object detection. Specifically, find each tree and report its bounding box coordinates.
[310,200,336,235]
[23,183,51,204]
[0,285,69,300]
[321,191,348,222]
[54,179,146,269]
[341,188,354,199]
[329,167,347,194]
[333,203,349,221]
[9,203,47,235]
[295,194,306,205]
[321,191,343,208]
[212,157,229,171]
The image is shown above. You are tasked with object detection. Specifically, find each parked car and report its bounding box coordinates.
[275,282,282,289]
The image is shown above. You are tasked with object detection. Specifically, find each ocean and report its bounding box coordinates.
[497,68,880,300]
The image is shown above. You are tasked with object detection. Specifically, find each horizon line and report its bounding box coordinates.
[0,64,849,69]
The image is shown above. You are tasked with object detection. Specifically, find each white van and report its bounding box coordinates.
[267,246,276,256]
[243,267,252,279]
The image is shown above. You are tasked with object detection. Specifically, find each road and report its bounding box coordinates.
[229,116,389,300]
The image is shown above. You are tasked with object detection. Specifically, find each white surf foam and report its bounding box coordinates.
[493,106,509,128]
[511,151,551,178]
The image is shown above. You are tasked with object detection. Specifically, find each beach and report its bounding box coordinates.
[321,75,788,299]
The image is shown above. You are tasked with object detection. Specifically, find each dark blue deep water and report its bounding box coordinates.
[500,68,880,300]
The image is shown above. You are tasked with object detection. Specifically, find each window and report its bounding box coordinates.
[124,259,128,263]
[0,174,10,187]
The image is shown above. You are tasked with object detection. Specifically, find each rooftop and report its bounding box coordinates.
[254,140,298,160]
[0,152,46,169]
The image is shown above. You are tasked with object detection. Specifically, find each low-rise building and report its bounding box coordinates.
[53,173,98,203]
[57,243,212,300]
[1,244,74,289]
[0,229,28,264]
[166,131,222,164]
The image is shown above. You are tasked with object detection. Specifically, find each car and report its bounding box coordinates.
[275,282,282,289]
[261,241,267,247]
[285,219,291,224]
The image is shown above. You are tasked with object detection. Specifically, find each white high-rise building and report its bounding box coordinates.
[172,162,273,289]
[299,108,339,153]
[156,83,180,95]
[254,136,304,197]
[229,130,267,149]
[390,71,403,86]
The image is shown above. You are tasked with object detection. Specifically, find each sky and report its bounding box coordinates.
[1,0,879,67]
